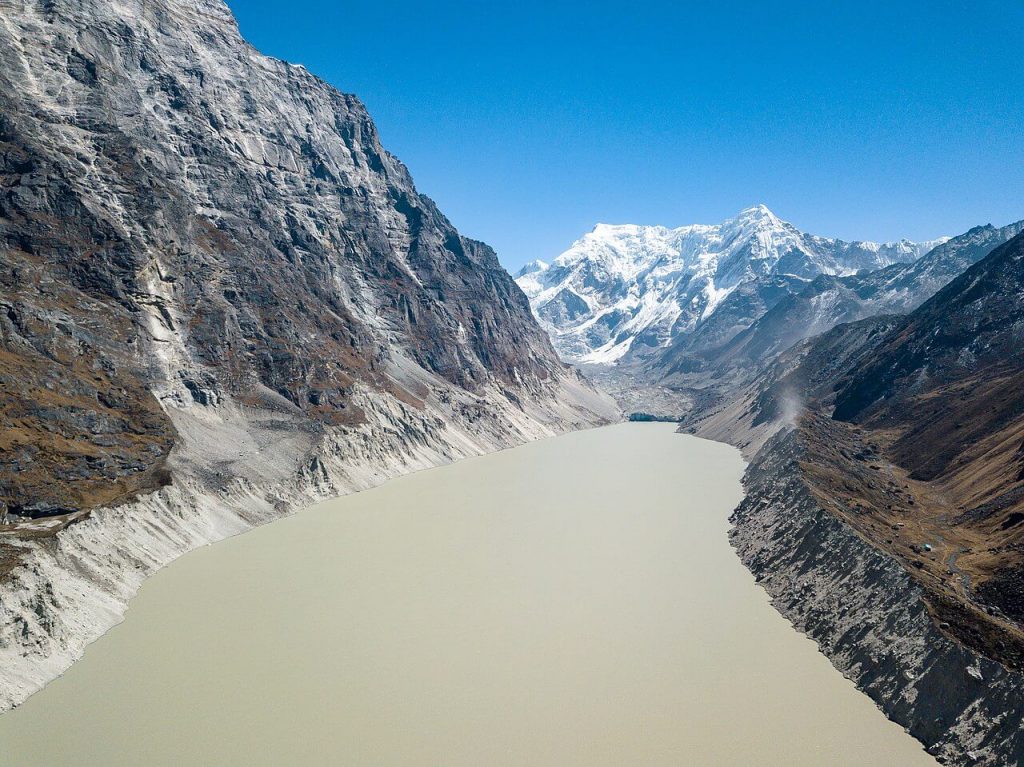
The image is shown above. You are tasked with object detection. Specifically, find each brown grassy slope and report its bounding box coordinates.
[806,232,1024,666]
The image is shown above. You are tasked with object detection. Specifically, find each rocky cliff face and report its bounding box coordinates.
[0,0,616,709]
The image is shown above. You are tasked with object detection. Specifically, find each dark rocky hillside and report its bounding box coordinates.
[830,232,1024,626]
[726,231,1024,660]
[0,0,606,521]
[834,230,1024,428]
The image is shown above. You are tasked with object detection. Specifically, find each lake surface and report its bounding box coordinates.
[0,423,936,766]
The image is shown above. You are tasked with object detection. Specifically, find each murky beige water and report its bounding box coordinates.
[0,423,936,766]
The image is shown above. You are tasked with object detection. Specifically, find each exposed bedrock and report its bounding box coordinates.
[730,428,1024,766]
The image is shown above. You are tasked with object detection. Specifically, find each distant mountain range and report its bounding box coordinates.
[516,205,948,364]
[687,219,1024,374]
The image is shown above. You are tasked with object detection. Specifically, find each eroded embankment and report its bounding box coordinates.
[730,426,1024,766]
[0,376,615,713]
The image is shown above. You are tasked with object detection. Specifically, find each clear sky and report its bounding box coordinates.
[228,0,1024,271]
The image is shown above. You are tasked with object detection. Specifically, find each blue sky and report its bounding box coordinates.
[229,0,1024,271]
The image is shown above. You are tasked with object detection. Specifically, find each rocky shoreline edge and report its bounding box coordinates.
[721,426,1024,766]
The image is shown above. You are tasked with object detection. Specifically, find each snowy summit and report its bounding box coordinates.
[516,205,947,364]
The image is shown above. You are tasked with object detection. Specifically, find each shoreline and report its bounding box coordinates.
[0,423,938,766]
[721,425,1024,766]
[0,377,617,713]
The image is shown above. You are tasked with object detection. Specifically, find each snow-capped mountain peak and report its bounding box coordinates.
[732,203,784,227]
[514,259,549,277]
[516,206,947,364]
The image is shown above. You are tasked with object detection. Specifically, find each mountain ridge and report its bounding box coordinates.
[703,219,1024,373]
[517,204,947,364]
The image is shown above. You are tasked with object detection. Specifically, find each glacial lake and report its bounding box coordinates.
[0,423,936,765]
